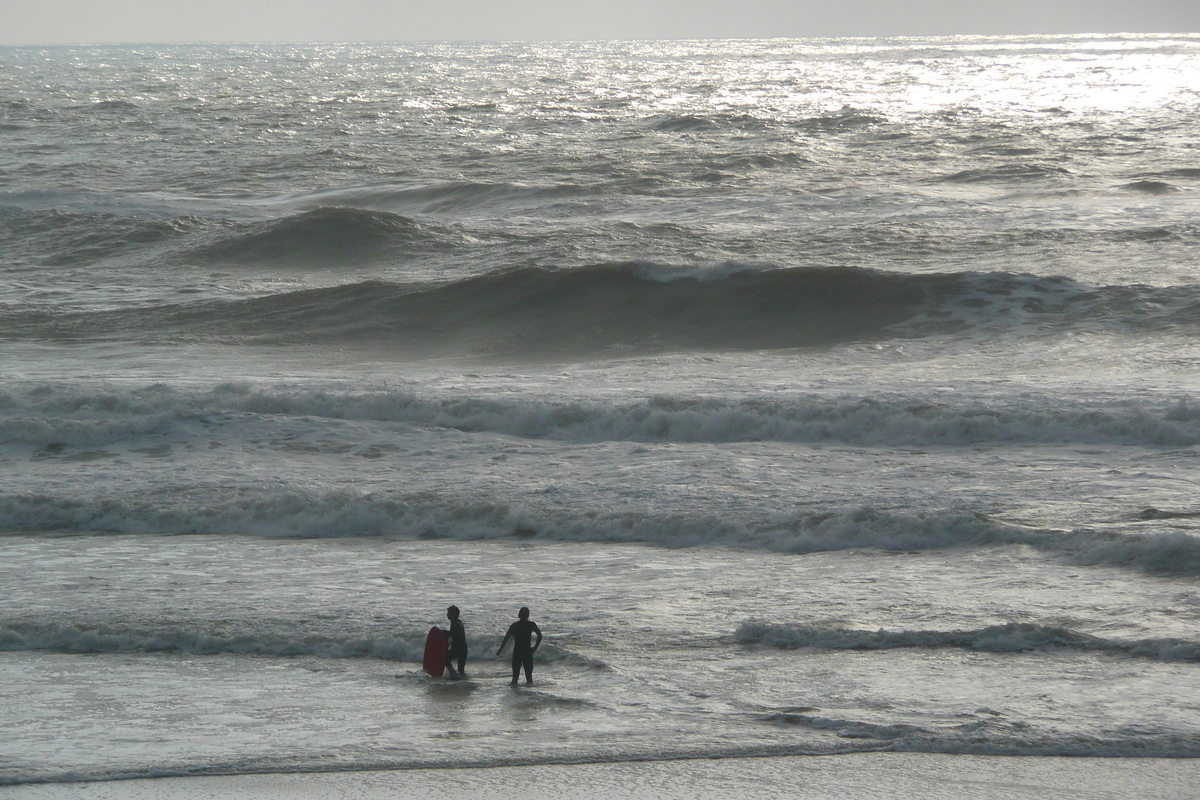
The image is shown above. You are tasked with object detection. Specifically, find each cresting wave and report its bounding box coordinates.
[191,207,465,266]
[2,264,930,353]
[6,195,1198,275]
[5,265,1200,354]
[736,621,1200,662]
[3,493,1199,575]
[5,381,1200,448]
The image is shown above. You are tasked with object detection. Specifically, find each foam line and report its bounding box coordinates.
[736,621,1200,662]
[0,622,594,665]
[3,492,1198,576]
[5,382,1200,448]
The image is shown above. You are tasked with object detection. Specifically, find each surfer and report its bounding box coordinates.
[497,606,542,686]
[445,605,468,679]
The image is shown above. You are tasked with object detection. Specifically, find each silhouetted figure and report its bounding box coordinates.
[497,606,542,686]
[445,605,467,679]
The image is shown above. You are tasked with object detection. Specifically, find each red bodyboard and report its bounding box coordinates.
[422,626,450,676]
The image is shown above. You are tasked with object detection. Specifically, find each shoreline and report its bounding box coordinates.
[4,753,1200,799]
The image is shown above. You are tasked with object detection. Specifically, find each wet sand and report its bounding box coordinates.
[4,753,1198,800]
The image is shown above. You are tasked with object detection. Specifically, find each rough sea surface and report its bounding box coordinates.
[2,34,1200,784]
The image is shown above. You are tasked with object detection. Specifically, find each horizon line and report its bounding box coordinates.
[3,31,1198,48]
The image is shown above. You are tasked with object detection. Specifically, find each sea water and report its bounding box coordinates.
[2,35,1200,784]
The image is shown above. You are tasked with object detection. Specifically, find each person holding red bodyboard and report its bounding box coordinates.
[423,605,468,679]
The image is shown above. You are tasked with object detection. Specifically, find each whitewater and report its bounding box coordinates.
[3,34,1200,790]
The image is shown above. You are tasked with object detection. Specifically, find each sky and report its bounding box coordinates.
[1,0,1198,44]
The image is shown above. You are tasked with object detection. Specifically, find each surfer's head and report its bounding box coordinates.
[518,606,530,619]
[447,605,460,620]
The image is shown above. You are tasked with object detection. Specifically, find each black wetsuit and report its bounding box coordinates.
[447,618,467,677]
[504,618,542,684]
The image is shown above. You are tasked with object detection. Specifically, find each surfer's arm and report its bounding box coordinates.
[531,623,542,652]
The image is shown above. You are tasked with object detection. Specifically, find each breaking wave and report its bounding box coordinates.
[0,620,592,665]
[0,621,423,661]
[736,621,1200,662]
[5,381,1200,449]
[3,492,1198,575]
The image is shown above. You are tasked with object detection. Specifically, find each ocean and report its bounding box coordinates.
[2,34,1200,787]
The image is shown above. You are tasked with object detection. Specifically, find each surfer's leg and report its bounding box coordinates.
[522,653,534,684]
[510,653,521,685]
[456,654,467,678]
